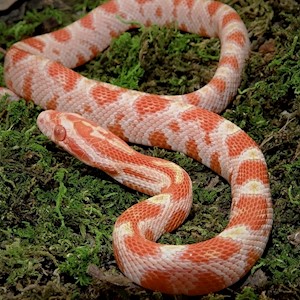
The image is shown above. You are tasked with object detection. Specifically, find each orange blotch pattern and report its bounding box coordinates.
[184,92,202,106]
[46,95,59,110]
[179,23,188,32]
[23,37,45,52]
[226,131,257,157]
[140,264,226,295]
[125,235,161,257]
[91,85,124,106]
[76,54,86,67]
[185,138,201,161]
[164,209,187,232]
[207,1,222,16]
[245,248,261,273]
[181,107,221,138]
[109,30,119,38]
[146,19,153,27]
[222,12,241,27]
[52,48,60,56]
[108,123,127,141]
[144,228,155,241]
[79,13,95,30]
[204,134,211,145]
[235,160,269,185]
[219,55,239,70]
[180,236,240,263]
[168,120,180,132]
[135,95,169,115]
[185,271,226,295]
[89,45,99,57]
[48,62,81,92]
[119,201,162,225]
[51,29,71,42]
[181,107,201,122]
[227,31,247,47]
[10,48,29,66]
[106,112,126,140]
[119,202,164,256]
[101,0,118,13]
[83,104,92,113]
[148,130,171,149]
[229,195,268,230]
[199,112,221,143]
[210,77,226,94]
[155,6,162,17]
[6,79,13,90]
[22,71,33,100]
[140,269,177,294]
[210,152,222,175]
[197,26,207,36]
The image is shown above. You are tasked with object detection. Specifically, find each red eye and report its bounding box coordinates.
[54,125,66,141]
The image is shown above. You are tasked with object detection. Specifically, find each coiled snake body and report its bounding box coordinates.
[0,0,273,295]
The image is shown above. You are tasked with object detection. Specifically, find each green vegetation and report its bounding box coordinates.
[0,0,299,299]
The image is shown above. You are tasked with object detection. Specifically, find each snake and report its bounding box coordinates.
[0,0,273,295]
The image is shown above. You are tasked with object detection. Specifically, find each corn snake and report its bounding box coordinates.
[0,0,273,295]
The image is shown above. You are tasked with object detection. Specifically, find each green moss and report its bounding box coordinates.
[236,287,258,300]
[0,0,300,299]
[79,24,219,94]
[0,8,66,47]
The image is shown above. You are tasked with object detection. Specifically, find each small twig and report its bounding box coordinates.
[260,116,295,148]
[87,264,136,287]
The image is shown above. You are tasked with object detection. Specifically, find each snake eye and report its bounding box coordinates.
[54,125,66,141]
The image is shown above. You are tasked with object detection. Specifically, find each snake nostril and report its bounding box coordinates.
[54,125,66,141]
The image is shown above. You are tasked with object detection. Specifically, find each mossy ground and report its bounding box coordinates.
[0,0,299,299]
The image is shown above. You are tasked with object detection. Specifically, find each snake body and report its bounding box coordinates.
[0,0,273,295]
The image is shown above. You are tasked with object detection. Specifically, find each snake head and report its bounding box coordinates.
[36,110,123,172]
[37,110,70,144]
[37,110,98,163]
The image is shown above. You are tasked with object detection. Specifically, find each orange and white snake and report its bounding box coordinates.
[0,0,273,295]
